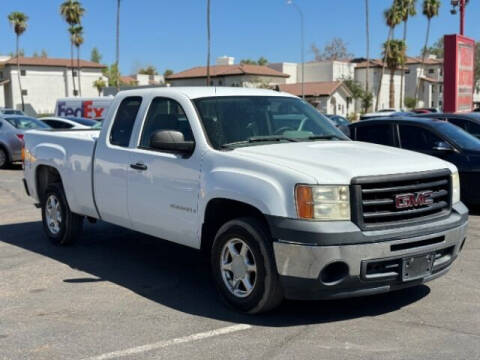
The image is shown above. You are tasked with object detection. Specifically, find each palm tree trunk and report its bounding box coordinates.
[206,0,211,86]
[16,35,25,111]
[71,43,77,96]
[390,68,395,108]
[375,27,393,111]
[365,0,370,112]
[77,47,82,97]
[416,18,431,105]
[116,0,121,92]
[400,17,408,110]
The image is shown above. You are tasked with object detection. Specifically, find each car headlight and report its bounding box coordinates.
[296,185,350,220]
[451,171,460,205]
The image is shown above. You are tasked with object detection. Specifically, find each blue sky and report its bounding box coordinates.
[1,1,479,75]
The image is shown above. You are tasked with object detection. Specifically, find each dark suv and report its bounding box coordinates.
[413,112,480,139]
[349,117,480,205]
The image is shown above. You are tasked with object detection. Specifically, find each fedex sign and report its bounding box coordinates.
[55,98,112,120]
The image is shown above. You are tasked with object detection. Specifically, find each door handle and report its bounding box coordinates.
[130,162,148,171]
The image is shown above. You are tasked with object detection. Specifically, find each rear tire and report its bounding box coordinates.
[41,183,83,245]
[0,148,8,169]
[211,217,283,314]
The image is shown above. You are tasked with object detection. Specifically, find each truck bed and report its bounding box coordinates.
[24,129,100,218]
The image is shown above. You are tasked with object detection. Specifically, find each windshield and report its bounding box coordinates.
[5,116,50,130]
[194,96,347,149]
[437,122,480,151]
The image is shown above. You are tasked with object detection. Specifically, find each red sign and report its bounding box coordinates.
[443,34,475,113]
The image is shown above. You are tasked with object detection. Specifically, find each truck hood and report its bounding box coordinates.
[232,141,456,184]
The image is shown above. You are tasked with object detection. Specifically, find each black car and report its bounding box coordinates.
[413,112,480,139]
[325,114,350,137]
[349,117,480,205]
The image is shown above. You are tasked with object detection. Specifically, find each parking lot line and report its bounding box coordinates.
[82,324,252,360]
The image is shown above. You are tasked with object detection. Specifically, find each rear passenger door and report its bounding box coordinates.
[126,96,200,248]
[353,123,397,147]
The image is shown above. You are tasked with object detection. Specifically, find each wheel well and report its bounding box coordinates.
[0,143,10,161]
[201,198,270,252]
[36,165,62,203]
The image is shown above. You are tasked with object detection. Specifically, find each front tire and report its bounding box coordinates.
[211,217,283,314]
[0,148,8,169]
[41,184,83,245]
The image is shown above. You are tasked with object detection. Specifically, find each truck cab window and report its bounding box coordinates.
[355,124,395,146]
[399,125,442,151]
[139,97,194,148]
[110,96,142,147]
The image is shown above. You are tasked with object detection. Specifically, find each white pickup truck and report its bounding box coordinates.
[23,87,468,313]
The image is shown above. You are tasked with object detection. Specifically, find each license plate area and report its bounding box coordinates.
[402,253,435,281]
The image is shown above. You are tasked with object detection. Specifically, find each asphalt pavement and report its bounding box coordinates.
[0,165,479,360]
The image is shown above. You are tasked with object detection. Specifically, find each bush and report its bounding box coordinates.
[404,97,417,110]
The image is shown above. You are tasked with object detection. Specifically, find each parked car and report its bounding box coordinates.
[413,112,480,139]
[325,114,350,137]
[23,87,467,313]
[39,116,98,129]
[360,109,397,120]
[0,115,50,168]
[350,116,480,205]
[0,108,24,115]
[413,108,439,114]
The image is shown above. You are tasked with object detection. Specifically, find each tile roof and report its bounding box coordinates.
[166,64,289,80]
[278,81,349,97]
[405,56,443,65]
[1,56,106,68]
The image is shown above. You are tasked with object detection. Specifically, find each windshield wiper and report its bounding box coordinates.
[302,134,343,141]
[221,135,299,148]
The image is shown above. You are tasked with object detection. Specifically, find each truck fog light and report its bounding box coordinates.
[320,261,349,285]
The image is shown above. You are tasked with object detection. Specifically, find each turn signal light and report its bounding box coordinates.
[296,185,314,219]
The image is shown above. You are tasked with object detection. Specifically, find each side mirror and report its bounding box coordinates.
[150,130,195,155]
[432,141,454,152]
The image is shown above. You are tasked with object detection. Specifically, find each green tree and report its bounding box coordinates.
[70,25,84,96]
[93,77,106,96]
[311,37,353,61]
[103,63,120,87]
[90,47,102,63]
[404,96,417,109]
[424,37,443,58]
[398,0,417,109]
[257,56,268,66]
[383,39,406,108]
[415,0,441,103]
[138,65,158,75]
[41,49,48,58]
[33,51,39,57]
[8,11,28,111]
[240,59,257,65]
[60,0,85,96]
[163,69,174,78]
[376,3,402,111]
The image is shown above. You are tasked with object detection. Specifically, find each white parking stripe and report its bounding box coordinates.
[82,324,252,360]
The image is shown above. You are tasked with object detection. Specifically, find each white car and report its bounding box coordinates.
[39,117,97,129]
[23,87,468,313]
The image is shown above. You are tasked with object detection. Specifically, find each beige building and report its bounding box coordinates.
[0,56,107,114]
[278,81,353,116]
[404,56,443,110]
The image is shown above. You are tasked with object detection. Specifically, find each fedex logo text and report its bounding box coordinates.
[57,101,105,119]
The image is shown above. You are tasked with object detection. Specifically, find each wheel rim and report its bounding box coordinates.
[45,194,62,234]
[220,238,257,298]
[0,150,6,167]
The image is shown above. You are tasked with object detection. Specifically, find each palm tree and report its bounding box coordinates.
[399,0,417,109]
[206,0,211,86]
[115,0,121,92]
[384,39,407,108]
[375,3,402,111]
[415,0,441,104]
[70,25,84,97]
[93,77,106,96]
[7,12,28,112]
[60,0,85,96]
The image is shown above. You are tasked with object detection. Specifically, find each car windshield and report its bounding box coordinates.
[436,122,480,151]
[5,116,50,130]
[63,117,98,126]
[328,115,349,126]
[194,96,347,149]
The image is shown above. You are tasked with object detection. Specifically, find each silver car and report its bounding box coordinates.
[0,115,50,168]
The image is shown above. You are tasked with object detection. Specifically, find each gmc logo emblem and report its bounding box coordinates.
[395,191,434,209]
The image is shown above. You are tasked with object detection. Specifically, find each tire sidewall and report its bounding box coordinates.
[41,185,68,245]
[0,148,7,168]
[211,219,276,313]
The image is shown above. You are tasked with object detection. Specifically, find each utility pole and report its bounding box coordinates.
[287,0,304,99]
[206,0,211,86]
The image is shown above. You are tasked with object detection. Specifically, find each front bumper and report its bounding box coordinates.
[269,203,469,300]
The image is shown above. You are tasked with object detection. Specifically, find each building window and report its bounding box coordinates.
[21,89,28,96]
[439,85,443,93]
[0,71,3,80]
[428,69,435,74]
[20,69,26,76]
[218,80,223,86]
[440,69,443,76]
[73,90,79,96]
[405,69,410,74]
[73,71,78,77]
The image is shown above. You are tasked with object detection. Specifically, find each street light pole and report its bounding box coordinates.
[287,0,304,99]
[459,0,465,35]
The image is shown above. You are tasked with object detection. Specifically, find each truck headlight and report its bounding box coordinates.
[451,171,460,205]
[296,185,350,220]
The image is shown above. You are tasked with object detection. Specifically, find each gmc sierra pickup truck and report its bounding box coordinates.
[23,87,468,313]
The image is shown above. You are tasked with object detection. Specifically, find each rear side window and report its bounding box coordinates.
[110,97,142,147]
[45,120,73,129]
[447,118,467,131]
[466,121,480,138]
[354,124,395,146]
[399,125,442,151]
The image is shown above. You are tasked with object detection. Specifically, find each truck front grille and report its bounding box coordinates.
[351,169,451,230]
